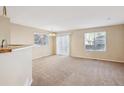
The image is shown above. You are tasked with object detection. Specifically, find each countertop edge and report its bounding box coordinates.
[12,45,33,51]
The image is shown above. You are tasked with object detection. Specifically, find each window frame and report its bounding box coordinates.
[84,32,107,52]
[34,33,49,47]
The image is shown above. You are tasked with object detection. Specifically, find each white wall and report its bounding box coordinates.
[0,47,32,85]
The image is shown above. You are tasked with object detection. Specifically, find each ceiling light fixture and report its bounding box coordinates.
[48,28,56,36]
[49,33,56,37]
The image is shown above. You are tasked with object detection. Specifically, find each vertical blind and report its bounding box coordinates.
[56,35,69,56]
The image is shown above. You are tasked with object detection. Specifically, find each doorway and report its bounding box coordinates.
[56,34,70,56]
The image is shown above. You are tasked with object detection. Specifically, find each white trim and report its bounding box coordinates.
[71,55,124,63]
[32,54,53,60]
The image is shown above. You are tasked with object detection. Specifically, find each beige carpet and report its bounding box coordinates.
[32,55,124,86]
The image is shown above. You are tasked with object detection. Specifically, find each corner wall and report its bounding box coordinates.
[10,23,53,59]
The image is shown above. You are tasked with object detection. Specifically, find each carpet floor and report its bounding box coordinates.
[32,55,124,86]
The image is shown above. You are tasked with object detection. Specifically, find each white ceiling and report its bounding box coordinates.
[0,6,124,32]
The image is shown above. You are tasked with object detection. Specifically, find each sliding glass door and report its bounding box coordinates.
[56,35,70,56]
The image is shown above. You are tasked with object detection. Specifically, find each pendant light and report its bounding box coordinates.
[49,28,56,36]
[49,33,56,36]
[3,6,7,16]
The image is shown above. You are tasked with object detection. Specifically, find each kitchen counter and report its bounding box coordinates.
[0,44,32,85]
[0,44,33,53]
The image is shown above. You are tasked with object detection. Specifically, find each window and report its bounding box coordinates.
[34,33,48,46]
[84,32,106,51]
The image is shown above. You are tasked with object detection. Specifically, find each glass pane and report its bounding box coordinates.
[95,32,106,51]
[56,35,69,56]
[85,32,95,51]
[34,33,42,45]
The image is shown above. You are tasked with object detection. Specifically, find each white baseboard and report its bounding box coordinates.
[71,55,124,63]
[32,54,54,60]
